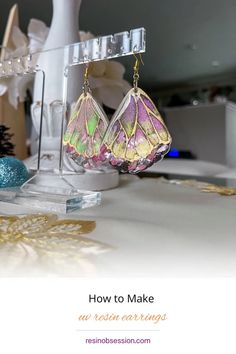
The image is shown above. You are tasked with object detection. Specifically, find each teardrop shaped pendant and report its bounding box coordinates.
[63,92,109,169]
[101,87,172,173]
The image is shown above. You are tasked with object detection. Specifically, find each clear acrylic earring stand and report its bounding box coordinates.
[0,28,146,213]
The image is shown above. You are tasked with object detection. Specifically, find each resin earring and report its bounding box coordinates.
[101,55,172,173]
[63,63,109,169]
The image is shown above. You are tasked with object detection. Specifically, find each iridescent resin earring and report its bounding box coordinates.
[63,63,109,169]
[101,55,172,173]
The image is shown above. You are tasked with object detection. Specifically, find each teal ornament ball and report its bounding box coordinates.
[0,157,29,188]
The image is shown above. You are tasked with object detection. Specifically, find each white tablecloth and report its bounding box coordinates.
[0,175,236,277]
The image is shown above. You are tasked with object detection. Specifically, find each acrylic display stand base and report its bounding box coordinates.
[24,152,120,191]
[0,174,101,213]
[0,188,100,213]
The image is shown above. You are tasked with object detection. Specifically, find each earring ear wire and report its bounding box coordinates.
[133,53,144,71]
[133,53,144,92]
[83,63,90,95]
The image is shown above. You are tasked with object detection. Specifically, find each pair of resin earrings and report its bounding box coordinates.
[63,56,172,174]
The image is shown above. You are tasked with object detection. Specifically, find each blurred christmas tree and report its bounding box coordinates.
[0,125,14,157]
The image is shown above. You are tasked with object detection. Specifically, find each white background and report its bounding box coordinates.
[0,278,235,354]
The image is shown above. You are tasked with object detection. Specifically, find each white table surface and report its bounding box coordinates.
[0,175,236,277]
[148,158,228,176]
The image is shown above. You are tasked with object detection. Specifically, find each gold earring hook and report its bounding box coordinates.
[83,63,90,95]
[133,54,144,92]
[84,63,89,81]
[133,53,144,73]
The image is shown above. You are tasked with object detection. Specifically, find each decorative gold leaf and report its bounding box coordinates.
[0,214,111,273]
[47,220,96,236]
[0,216,18,233]
[6,214,57,236]
[162,178,236,197]
[201,185,236,196]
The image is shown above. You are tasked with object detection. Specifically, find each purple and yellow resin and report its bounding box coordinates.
[101,88,172,173]
[63,92,109,169]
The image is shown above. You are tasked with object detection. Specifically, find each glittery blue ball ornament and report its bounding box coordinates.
[0,157,29,188]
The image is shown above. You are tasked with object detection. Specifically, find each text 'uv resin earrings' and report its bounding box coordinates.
[101,54,172,173]
[63,63,109,169]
